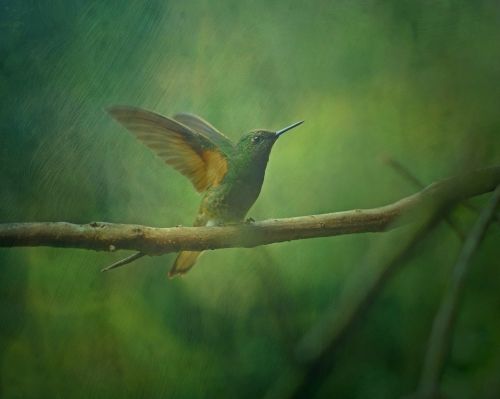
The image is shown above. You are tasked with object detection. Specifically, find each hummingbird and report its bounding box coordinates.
[102,106,303,277]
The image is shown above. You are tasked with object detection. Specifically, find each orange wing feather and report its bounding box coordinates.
[108,106,229,192]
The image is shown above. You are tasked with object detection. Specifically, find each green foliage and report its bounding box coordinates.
[1,1,499,397]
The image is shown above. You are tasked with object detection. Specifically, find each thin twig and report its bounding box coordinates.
[383,156,428,189]
[383,157,465,239]
[416,185,500,399]
[384,157,500,226]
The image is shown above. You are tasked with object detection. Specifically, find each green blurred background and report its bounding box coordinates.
[1,1,499,398]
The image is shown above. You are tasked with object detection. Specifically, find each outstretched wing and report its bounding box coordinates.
[173,113,234,154]
[108,106,229,192]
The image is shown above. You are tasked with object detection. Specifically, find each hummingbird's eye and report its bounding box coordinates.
[251,136,262,144]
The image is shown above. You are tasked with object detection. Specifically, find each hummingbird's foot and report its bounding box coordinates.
[245,217,255,224]
[206,219,226,227]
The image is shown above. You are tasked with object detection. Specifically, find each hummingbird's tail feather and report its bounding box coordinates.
[168,251,203,278]
[101,252,145,272]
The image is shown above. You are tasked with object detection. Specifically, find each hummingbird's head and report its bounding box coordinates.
[236,121,304,162]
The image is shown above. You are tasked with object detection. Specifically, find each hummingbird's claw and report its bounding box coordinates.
[245,217,255,224]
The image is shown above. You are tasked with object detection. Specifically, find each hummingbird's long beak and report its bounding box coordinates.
[275,120,304,138]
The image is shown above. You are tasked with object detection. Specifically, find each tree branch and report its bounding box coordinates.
[383,157,466,239]
[0,166,499,255]
[267,190,442,399]
[264,175,499,399]
[384,157,500,226]
[416,184,500,399]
